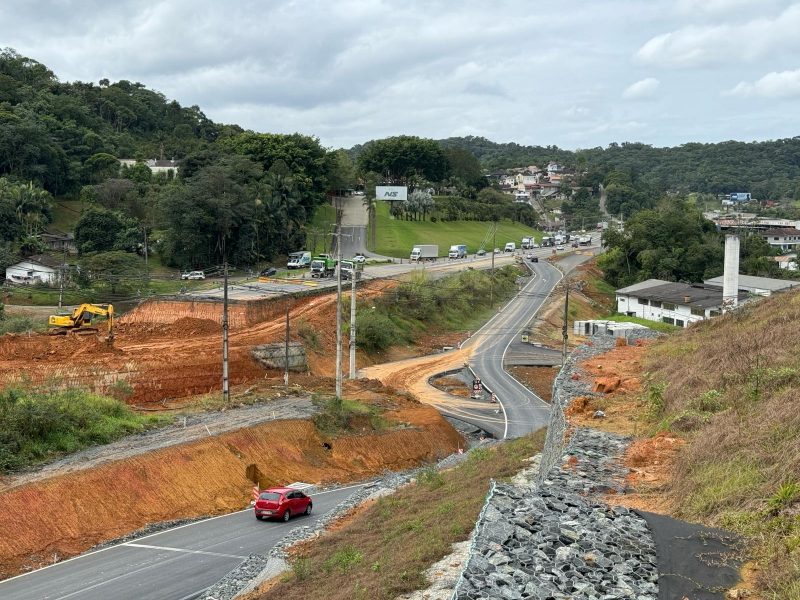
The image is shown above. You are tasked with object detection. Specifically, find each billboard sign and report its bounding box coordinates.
[376,186,408,201]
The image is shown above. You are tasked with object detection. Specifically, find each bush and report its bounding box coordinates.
[0,316,39,335]
[356,310,404,352]
[0,387,167,472]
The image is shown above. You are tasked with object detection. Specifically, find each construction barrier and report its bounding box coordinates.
[251,485,259,505]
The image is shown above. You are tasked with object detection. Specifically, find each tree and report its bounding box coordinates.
[79,251,145,295]
[357,136,449,184]
[74,208,130,254]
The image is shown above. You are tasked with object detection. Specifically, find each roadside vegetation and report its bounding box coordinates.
[312,395,388,436]
[642,291,800,597]
[260,429,546,600]
[0,387,168,472]
[355,265,523,353]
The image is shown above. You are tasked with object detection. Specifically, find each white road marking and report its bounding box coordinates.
[0,482,368,585]
[121,543,247,560]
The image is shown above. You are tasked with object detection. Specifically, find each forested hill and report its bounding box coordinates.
[439,136,800,200]
[0,48,236,195]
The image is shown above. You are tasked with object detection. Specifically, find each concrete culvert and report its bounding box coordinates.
[322,442,332,451]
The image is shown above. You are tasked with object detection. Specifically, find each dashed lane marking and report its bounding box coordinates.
[122,542,247,560]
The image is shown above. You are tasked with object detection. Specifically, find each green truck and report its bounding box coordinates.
[310,256,336,278]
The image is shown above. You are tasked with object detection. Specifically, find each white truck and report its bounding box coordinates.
[410,245,438,262]
[287,251,311,269]
[504,242,516,253]
[521,236,534,249]
[578,235,592,246]
[448,244,467,259]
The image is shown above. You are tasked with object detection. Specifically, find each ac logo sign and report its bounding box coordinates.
[375,186,408,201]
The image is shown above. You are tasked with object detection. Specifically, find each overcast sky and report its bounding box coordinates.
[2,0,800,150]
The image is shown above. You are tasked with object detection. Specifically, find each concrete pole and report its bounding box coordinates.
[335,225,343,398]
[722,234,740,312]
[222,260,230,404]
[349,269,357,379]
[284,301,290,390]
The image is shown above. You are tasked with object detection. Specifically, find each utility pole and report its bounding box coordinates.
[58,247,67,310]
[349,268,357,379]
[335,223,344,398]
[284,300,290,390]
[222,259,230,404]
[561,282,570,368]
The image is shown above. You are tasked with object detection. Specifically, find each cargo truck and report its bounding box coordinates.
[410,245,438,262]
[340,259,363,280]
[504,242,516,252]
[287,251,311,269]
[448,244,467,259]
[578,235,591,246]
[310,256,336,278]
[521,236,534,249]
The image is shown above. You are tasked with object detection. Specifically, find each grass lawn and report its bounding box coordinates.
[605,313,680,332]
[371,201,540,258]
[261,430,546,600]
[49,199,88,233]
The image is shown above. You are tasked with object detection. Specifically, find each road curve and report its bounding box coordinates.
[0,484,364,600]
[464,258,563,438]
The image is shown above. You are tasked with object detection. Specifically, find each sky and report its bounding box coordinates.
[2,0,800,150]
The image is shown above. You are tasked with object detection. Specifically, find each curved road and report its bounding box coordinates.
[0,484,365,600]
[464,258,563,438]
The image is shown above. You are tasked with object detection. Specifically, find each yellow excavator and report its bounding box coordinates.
[48,303,114,341]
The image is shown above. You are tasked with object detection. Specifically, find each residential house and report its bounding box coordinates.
[5,254,64,285]
[119,158,179,176]
[615,279,749,327]
[772,254,798,271]
[760,228,800,252]
[38,232,76,254]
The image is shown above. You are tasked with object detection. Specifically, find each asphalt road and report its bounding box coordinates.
[0,484,365,600]
[463,243,599,438]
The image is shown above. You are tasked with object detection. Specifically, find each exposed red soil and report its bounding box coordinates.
[0,282,396,404]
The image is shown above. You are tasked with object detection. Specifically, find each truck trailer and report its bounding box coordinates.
[410,245,438,262]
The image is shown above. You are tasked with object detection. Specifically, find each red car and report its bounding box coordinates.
[254,487,313,522]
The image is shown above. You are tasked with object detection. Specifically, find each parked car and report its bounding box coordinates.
[493,248,501,254]
[556,244,565,251]
[571,242,579,248]
[254,487,312,522]
[181,270,205,280]
[351,253,367,264]
[259,266,277,277]
[476,249,486,257]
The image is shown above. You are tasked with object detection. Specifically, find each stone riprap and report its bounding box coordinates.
[453,428,659,600]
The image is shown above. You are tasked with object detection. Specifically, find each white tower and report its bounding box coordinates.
[722,234,740,311]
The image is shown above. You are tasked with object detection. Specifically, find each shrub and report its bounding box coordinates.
[0,387,167,472]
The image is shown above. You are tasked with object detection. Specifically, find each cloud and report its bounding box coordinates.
[622,78,660,99]
[636,3,800,68]
[726,68,800,98]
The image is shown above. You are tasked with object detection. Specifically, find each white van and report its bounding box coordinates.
[504,242,516,253]
[287,251,311,269]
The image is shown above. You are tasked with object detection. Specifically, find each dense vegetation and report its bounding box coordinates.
[0,387,166,472]
[440,136,800,202]
[644,293,800,597]
[598,199,786,287]
[355,265,522,352]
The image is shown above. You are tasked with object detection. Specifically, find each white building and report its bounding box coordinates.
[615,279,749,328]
[119,158,179,176]
[703,274,799,296]
[4,255,64,285]
[760,228,800,252]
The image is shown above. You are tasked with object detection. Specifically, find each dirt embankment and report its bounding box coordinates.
[0,387,462,579]
[0,282,397,404]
